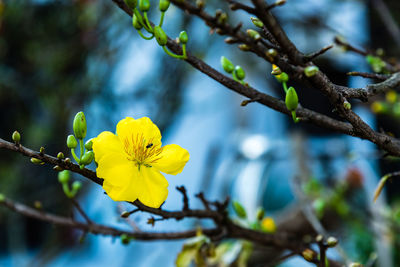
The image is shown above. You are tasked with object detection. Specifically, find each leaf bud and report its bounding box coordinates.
[84,139,93,151]
[196,0,205,9]
[285,87,298,111]
[12,131,21,144]
[266,48,278,58]
[31,157,44,165]
[304,66,319,77]
[217,13,228,24]
[220,56,234,73]
[73,112,87,140]
[256,207,265,221]
[53,165,63,171]
[34,200,42,210]
[121,211,131,218]
[302,249,316,262]
[67,135,78,149]
[179,31,188,44]
[58,170,70,184]
[235,66,246,80]
[57,152,65,159]
[120,234,131,245]
[343,100,351,110]
[238,44,251,51]
[326,236,338,247]
[39,146,45,154]
[261,217,277,233]
[154,26,168,46]
[139,0,150,12]
[246,29,261,41]
[64,157,72,164]
[132,14,143,30]
[275,0,286,6]
[250,17,264,28]
[0,194,5,203]
[124,0,137,9]
[232,200,247,219]
[81,151,94,165]
[159,0,170,12]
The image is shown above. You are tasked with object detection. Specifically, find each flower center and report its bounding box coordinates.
[123,133,163,168]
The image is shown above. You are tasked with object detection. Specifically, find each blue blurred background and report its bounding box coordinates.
[1,0,400,266]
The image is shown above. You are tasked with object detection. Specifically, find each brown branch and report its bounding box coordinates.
[176,186,189,211]
[303,45,334,62]
[347,71,389,80]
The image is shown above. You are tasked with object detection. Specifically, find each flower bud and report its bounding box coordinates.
[132,14,143,30]
[250,17,263,28]
[304,66,319,77]
[217,13,228,24]
[12,131,20,144]
[235,66,246,80]
[64,157,72,164]
[53,165,63,171]
[261,217,276,233]
[154,26,168,46]
[58,170,70,184]
[31,157,44,165]
[275,72,289,83]
[271,65,282,75]
[256,207,265,221]
[81,151,94,165]
[139,0,150,12]
[285,87,298,111]
[67,135,78,149]
[34,200,42,210]
[179,31,188,44]
[159,0,170,12]
[220,56,234,73]
[84,139,93,151]
[124,0,137,9]
[57,152,65,159]
[72,181,82,192]
[246,29,261,41]
[73,112,87,140]
[232,200,247,219]
[386,90,397,103]
[326,236,338,247]
[39,146,45,154]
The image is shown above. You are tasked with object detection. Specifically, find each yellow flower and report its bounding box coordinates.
[261,217,276,233]
[92,117,190,208]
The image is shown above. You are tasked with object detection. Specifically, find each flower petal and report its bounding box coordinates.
[116,117,162,148]
[136,167,168,208]
[152,144,190,175]
[92,131,125,162]
[96,153,140,202]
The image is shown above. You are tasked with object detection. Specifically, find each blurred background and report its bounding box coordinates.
[1,0,400,266]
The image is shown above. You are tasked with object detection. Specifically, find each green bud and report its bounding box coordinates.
[246,29,261,41]
[154,26,168,46]
[217,13,228,24]
[121,234,131,245]
[0,194,5,203]
[73,112,87,140]
[31,157,44,165]
[124,0,137,9]
[12,131,21,143]
[57,152,65,159]
[304,66,319,77]
[34,200,42,210]
[256,207,265,221]
[343,101,351,110]
[285,87,298,111]
[326,236,338,247]
[179,31,188,44]
[196,0,204,9]
[235,66,246,80]
[220,56,234,73]
[132,14,143,30]
[275,72,289,83]
[232,200,247,219]
[72,181,82,192]
[58,170,70,184]
[159,0,170,12]
[67,135,78,149]
[39,146,45,154]
[250,17,264,28]
[81,151,94,165]
[139,0,150,12]
[84,139,93,151]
